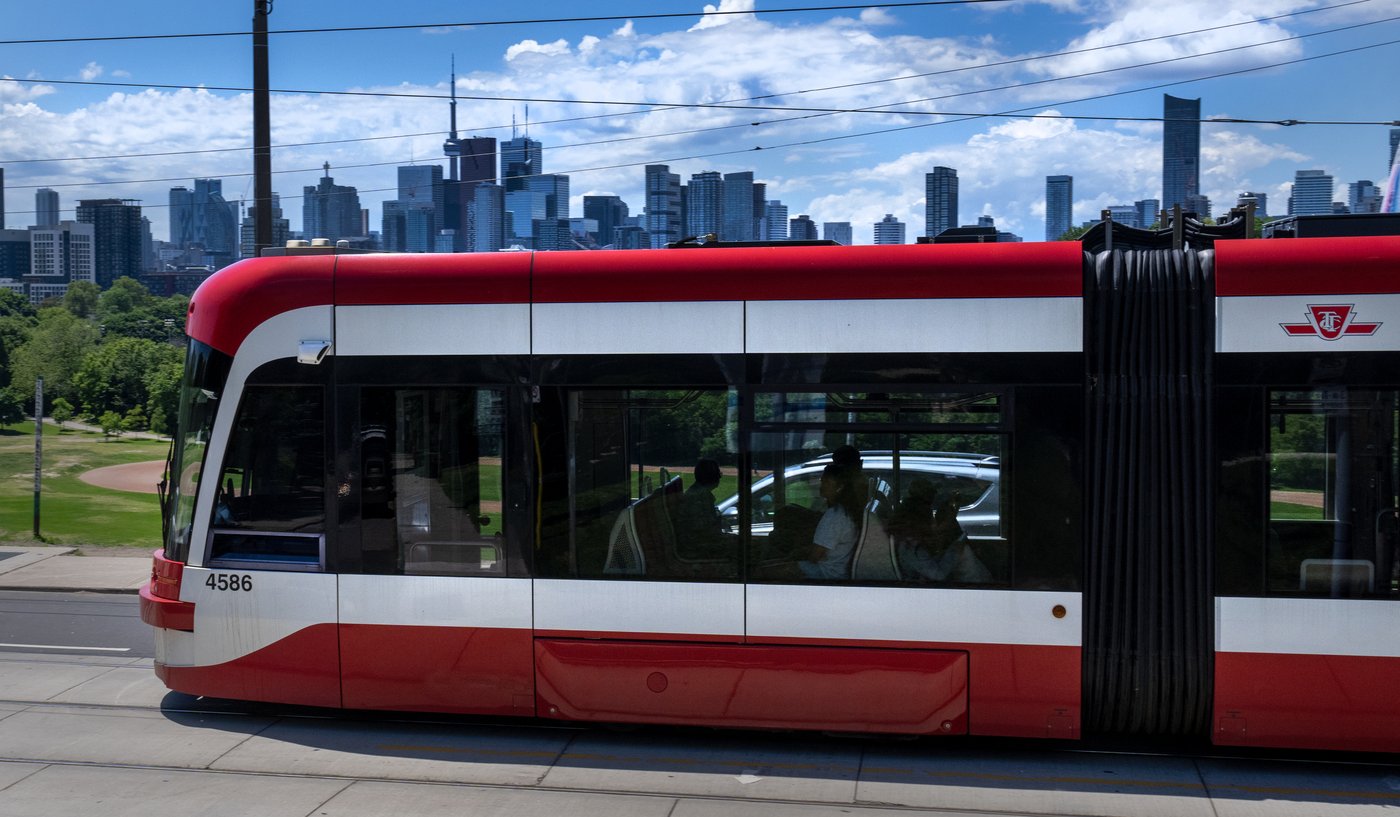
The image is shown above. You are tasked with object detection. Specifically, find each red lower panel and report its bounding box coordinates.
[747,636,1080,739]
[535,639,968,734]
[968,644,1081,739]
[1216,652,1400,753]
[156,623,340,708]
[138,583,194,632]
[339,624,536,716]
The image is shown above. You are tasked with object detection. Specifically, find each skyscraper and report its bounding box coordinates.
[1349,180,1382,214]
[583,196,629,247]
[1162,94,1201,213]
[1236,192,1268,220]
[387,165,445,251]
[35,189,60,228]
[26,221,94,302]
[764,200,789,240]
[1135,198,1161,228]
[1045,175,1073,241]
[1290,170,1333,215]
[823,222,852,245]
[644,165,683,248]
[789,214,817,241]
[1390,128,1399,170]
[444,136,497,251]
[687,171,724,238]
[924,166,958,238]
[501,136,543,191]
[873,214,905,245]
[303,163,362,242]
[239,193,290,258]
[76,199,142,289]
[472,183,505,252]
[721,171,755,242]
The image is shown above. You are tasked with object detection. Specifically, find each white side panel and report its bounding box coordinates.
[746,585,1081,647]
[746,297,1081,353]
[339,575,533,629]
[1218,294,1400,353]
[532,301,744,355]
[534,579,745,638]
[1217,597,1400,657]
[156,569,337,667]
[335,303,531,356]
[188,306,332,568]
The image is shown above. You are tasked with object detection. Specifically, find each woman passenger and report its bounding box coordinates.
[797,463,864,580]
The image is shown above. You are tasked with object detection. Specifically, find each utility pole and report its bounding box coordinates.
[253,0,273,256]
[32,377,43,539]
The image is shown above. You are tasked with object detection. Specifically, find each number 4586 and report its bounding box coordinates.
[205,573,253,592]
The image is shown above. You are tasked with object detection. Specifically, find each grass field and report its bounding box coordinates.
[0,422,167,548]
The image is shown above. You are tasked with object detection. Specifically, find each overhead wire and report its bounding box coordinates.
[0,0,1384,166]
[0,1,1012,46]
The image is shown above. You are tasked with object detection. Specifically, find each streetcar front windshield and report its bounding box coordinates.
[165,339,232,562]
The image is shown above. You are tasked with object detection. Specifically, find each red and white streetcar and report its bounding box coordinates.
[141,235,1400,753]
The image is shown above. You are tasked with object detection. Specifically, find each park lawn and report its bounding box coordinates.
[1270,500,1323,520]
[0,422,168,548]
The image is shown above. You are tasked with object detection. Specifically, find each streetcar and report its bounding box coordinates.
[141,235,1400,753]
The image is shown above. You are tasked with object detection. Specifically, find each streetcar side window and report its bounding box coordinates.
[1267,389,1399,597]
[208,385,326,570]
[358,387,507,577]
[536,388,741,581]
[746,391,1009,586]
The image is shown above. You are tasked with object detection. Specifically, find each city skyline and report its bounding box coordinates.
[0,0,1394,245]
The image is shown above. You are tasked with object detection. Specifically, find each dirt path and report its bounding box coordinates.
[1272,490,1324,508]
[79,460,165,494]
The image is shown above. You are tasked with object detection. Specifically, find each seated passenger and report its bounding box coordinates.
[798,463,863,580]
[894,483,991,584]
[674,458,727,557]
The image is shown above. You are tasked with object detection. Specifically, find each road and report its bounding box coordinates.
[0,590,152,659]
[1,590,1399,816]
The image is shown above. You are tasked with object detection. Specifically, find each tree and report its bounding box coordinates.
[97,277,152,321]
[144,358,184,435]
[50,397,74,427]
[121,405,148,434]
[72,337,181,419]
[3,308,99,410]
[98,410,123,438]
[1057,225,1090,241]
[0,289,35,320]
[0,391,22,426]
[62,281,101,319]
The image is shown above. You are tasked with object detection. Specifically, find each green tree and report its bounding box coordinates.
[0,289,35,320]
[50,396,74,427]
[97,277,152,321]
[1057,225,1090,241]
[144,357,184,435]
[98,410,123,438]
[0,391,22,426]
[62,281,101,319]
[72,337,181,418]
[121,405,148,433]
[4,307,99,410]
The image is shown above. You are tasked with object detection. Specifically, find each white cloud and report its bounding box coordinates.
[505,38,571,61]
[79,62,103,81]
[111,69,132,78]
[859,8,898,26]
[0,77,56,103]
[690,0,757,31]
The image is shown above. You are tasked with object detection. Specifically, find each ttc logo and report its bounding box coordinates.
[1280,304,1382,341]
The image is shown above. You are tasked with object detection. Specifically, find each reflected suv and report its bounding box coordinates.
[716,451,1001,539]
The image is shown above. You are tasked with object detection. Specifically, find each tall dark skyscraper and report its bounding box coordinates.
[1390,128,1399,170]
[924,166,958,238]
[1045,175,1073,241]
[1162,94,1201,213]
[501,135,543,192]
[687,171,724,238]
[76,198,143,289]
[583,195,628,247]
[35,189,60,228]
[721,171,756,242]
[645,164,682,248]
[303,163,363,242]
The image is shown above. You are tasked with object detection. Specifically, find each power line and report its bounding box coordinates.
[0,0,1381,165]
[0,1,1011,46]
[10,34,1399,210]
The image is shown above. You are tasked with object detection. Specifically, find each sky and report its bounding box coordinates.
[0,0,1395,245]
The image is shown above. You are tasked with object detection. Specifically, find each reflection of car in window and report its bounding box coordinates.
[717,452,1000,539]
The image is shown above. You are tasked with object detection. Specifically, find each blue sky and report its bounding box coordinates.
[1,0,1395,243]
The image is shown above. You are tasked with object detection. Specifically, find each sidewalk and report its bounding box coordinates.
[0,545,150,593]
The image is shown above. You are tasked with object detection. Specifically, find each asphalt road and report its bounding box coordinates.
[0,590,152,660]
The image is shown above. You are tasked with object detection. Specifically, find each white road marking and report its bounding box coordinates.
[0,643,130,652]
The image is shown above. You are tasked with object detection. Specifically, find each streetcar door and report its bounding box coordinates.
[336,383,536,716]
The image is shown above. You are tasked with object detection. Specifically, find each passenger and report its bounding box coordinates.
[798,463,864,580]
[894,484,991,584]
[674,458,727,556]
[831,444,870,509]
